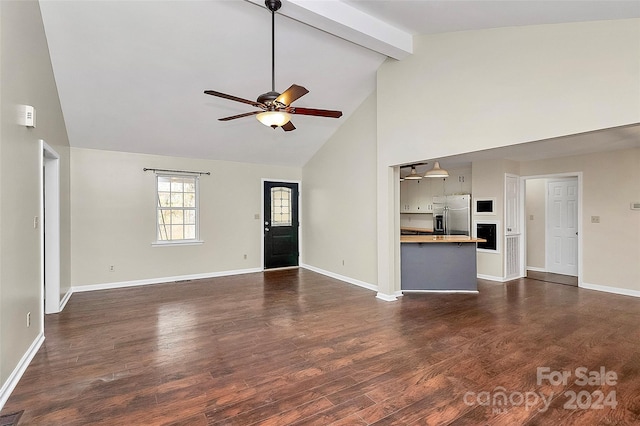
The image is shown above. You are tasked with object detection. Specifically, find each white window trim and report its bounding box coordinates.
[152,240,204,247]
[152,173,203,246]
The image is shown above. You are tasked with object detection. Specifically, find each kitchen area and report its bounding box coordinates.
[400,163,486,292]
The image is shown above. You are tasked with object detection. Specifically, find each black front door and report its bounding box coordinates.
[264,181,299,269]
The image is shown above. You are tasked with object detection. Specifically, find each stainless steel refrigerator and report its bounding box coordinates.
[433,195,471,236]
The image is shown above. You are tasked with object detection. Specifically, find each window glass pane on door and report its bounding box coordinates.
[271,187,292,226]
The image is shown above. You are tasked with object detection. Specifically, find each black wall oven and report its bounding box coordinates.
[476,222,497,251]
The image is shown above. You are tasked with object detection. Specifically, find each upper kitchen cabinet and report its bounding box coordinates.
[400,166,472,213]
[400,179,434,213]
[443,169,472,195]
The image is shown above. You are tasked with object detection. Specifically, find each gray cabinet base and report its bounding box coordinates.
[401,243,478,291]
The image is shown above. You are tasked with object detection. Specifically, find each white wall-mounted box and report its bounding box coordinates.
[18,104,36,127]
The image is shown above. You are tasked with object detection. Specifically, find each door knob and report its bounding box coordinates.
[265,227,270,232]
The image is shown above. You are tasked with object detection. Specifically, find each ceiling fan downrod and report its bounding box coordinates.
[267,0,281,94]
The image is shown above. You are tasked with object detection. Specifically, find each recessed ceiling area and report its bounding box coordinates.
[39,0,640,168]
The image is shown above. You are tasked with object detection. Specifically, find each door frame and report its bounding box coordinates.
[260,179,302,270]
[41,140,62,314]
[520,172,583,286]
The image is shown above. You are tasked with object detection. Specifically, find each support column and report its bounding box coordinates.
[376,164,400,301]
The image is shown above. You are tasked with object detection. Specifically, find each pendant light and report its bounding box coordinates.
[405,166,422,180]
[424,161,449,178]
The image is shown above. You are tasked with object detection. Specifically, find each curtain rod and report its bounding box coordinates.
[143,168,210,176]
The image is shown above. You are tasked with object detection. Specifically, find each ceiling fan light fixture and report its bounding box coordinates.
[256,111,291,128]
[424,161,449,178]
[404,166,423,180]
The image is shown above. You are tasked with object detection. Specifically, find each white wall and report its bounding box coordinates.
[0,0,70,397]
[302,93,378,287]
[520,148,640,292]
[377,19,640,167]
[70,148,301,287]
[376,19,640,295]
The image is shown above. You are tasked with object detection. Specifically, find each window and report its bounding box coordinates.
[155,174,200,244]
[271,187,292,227]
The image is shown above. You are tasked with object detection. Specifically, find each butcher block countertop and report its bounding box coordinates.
[401,235,487,244]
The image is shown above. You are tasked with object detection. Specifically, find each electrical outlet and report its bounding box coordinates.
[26,312,31,328]
[109,265,115,272]
[243,254,247,260]
[591,216,600,224]
[33,216,39,229]
[254,214,260,220]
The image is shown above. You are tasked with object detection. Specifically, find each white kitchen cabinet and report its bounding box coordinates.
[443,169,471,195]
[400,180,410,212]
[400,179,434,213]
[430,177,445,197]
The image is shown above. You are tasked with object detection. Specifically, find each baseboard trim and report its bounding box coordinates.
[300,264,378,293]
[477,274,508,282]
[0,333,44,411]
[581,282,640,298]
[376,292,398,302]
[526,266,547,272]
[59,288,72,311]
[72,268,263,293]
[402,290,479,294]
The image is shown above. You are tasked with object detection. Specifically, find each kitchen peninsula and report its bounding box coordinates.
[401,235,486,292]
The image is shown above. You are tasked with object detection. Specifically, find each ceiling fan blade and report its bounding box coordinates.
[204,90,265,109]
[281,121,296,132]
[275,84,309,106]
[289,107,343,118]
[218,111,261,121]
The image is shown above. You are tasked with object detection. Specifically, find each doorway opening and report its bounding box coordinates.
[41,141,61,314]
[262,180,300,269]
[523,174,581,287]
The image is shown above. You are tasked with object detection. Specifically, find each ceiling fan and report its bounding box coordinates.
[204,0,343,131]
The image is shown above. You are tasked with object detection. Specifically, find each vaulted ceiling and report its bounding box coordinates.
[40,0,640,167]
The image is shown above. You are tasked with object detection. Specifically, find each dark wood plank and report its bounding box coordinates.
[1,270,639,425]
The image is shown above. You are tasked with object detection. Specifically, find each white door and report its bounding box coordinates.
[546,178,578,276]
[504,174,521,279]
[505,175,519,235]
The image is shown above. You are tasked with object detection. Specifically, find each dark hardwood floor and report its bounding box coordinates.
[3,269,639,425]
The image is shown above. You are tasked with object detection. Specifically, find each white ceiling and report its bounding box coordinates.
[39,0,640,168]
[344,0,640,35]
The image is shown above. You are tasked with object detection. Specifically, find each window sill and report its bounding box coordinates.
[152,240,204,247]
